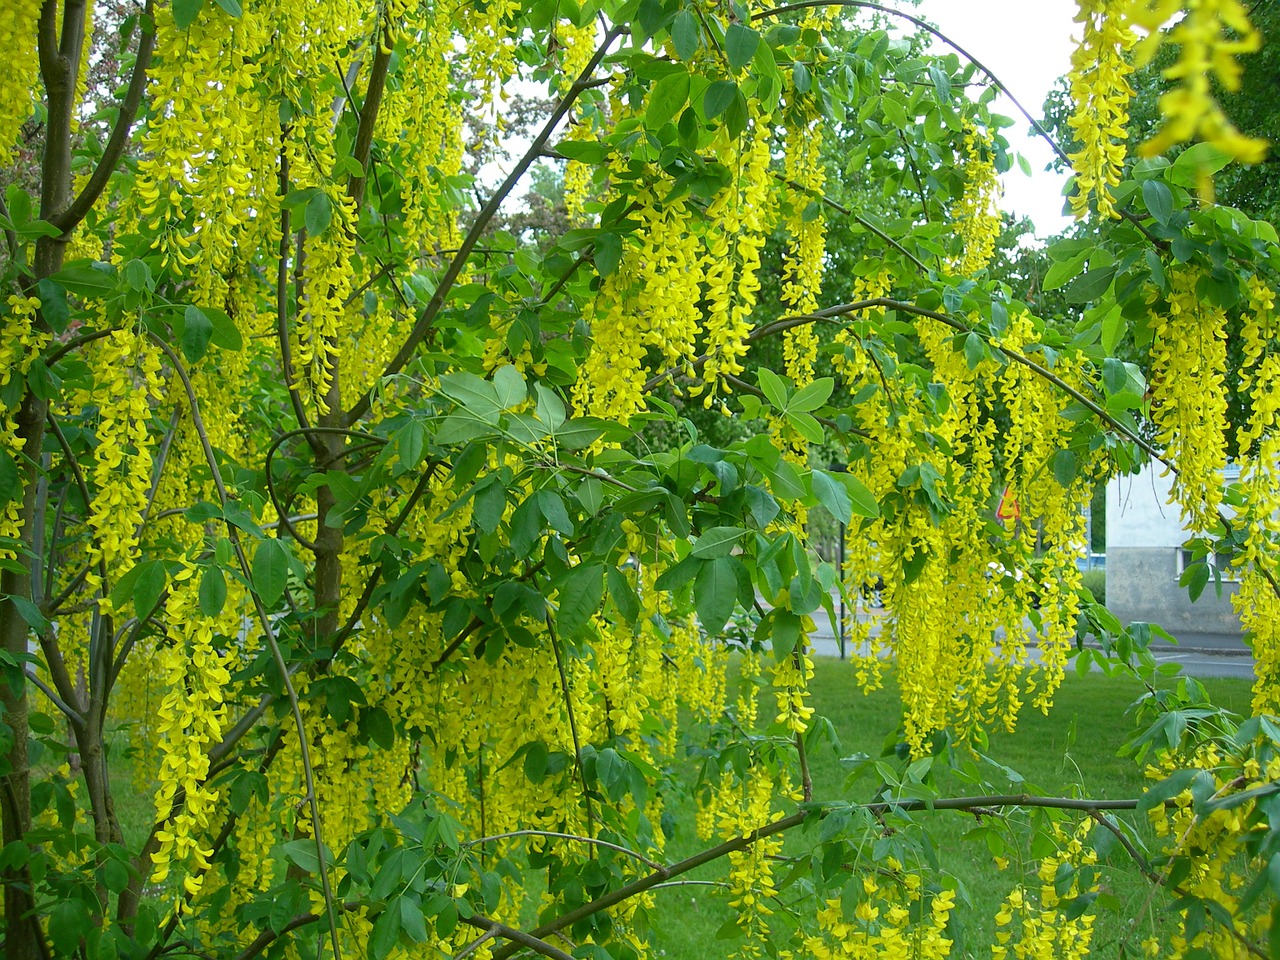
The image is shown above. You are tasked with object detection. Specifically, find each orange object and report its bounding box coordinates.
[997,486,1020,522]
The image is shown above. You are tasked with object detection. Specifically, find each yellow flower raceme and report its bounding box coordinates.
[150,562,233,900]
[85,330,165,608]
[1148,266,1229,532]
[1126,0,1267,193]
[0,0,39,165]
[700,110,775,401]
[950,121,1002,271]
[1068,0,1136,219]
[781,115,827,388]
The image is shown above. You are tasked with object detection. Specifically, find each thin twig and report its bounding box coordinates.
[546,613,597,842]
[147,334,345,960]
[466,830,667,874]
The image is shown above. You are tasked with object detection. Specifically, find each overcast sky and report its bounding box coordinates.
[910,0,1078,236]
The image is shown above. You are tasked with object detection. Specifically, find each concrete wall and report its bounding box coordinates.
[1106,466,1243,638]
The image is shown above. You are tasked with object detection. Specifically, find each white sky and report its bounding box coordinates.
[911,0,1078,236]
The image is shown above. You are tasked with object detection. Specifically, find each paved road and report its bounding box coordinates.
[804,606,1255,680]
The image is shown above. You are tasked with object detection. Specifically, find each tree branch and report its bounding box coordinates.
[53,0,157,232]
[344,23,627,426]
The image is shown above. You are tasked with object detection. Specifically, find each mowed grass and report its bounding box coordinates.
[648,658,1254,959]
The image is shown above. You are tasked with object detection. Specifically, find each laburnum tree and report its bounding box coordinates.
[1,0,1279,958]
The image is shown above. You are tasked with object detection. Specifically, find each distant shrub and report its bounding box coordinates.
[1082,569,1106,605]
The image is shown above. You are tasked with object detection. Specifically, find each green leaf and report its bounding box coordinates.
[557,563,604,638]
[8,595,46,633]
[1043,251,1088,291]
[395,421,426,470]
[757,367,788,409]
[1052,450,1077,487]
[786,411,824,445]
[199,566,226,617]
[671,9,699,58]
[50,262,115,298]
[204,307,243,351]
[928,63,952,103]
[694,557,737,636]
[963,332,985,369]
[691,526,747,559]
[792,61,811,94]
[252,538,290,608]
[725,24,759,72]
[181,305,213,363]
[48,901,89,958]
[173,0,204,30]
[607,566,640,623]
[305,191,333,236]
[835,473,879,518]
[0,450,19,504]
[134,561,167,620]
[771,610,801,661]
[34,280,68,333]
[1169,142,1233,188]
[704,80,738,120]
[359,706,395,749]
[399,896,428,943]
[1138,769,1197,814]
[280,838,331,874]
[789,377,833,413]
[473,481,506,535]
[212,0,242,15]
[764,458,805,501]
[811,470,852,524]
[654,554,701,592]
[1180,560,1210,602]
[1142,179,1173,226]
[1100,306,1126,355]
[646,70,691,130]
[371,907,400,960]
[102,858,130,894]
[1065,266,1116,304]
[493,364,526,409]
[594,232,623,276]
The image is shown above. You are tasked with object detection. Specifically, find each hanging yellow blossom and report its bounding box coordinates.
[1127,0,1267,190]
[1067,0,1137,219]
[950,121,1002,273]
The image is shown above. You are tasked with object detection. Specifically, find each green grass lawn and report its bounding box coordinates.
[648,658,1255,959]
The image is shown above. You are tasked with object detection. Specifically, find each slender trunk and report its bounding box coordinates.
[1,2,89,954]
[0,392,48,960]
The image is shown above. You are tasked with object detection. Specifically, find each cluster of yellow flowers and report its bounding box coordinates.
[85,330,165,607]
[714,769,784,959]
[1067,0,1136,218]
[992,821,1099,960]
[0,0,39,165]
[840,308,1095,752]
[699,111,775,402]
[780,117,827,387]
[1229,279,1280,712]
[0,295,45,559]
[772,643,816,734]
[950,122,1003,271]
[574,172,705,422]
[378,7,467,259]
[1127,0,1267,174]
[150,562,233,898]
[804,864,956,959]
[299,190,357,416]
[1144,742,1280,956]
[1147,267,1229,533]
